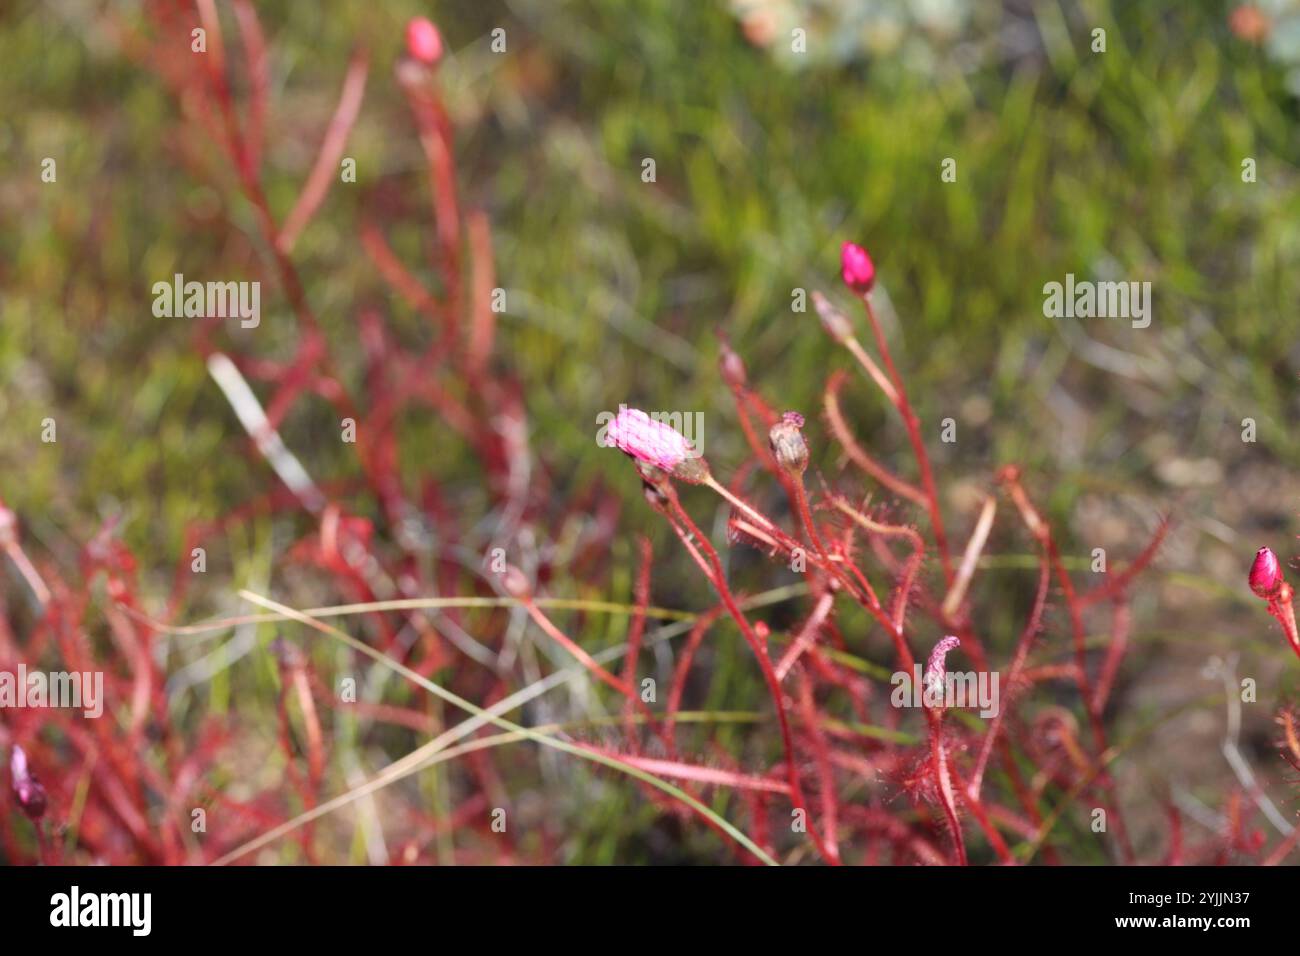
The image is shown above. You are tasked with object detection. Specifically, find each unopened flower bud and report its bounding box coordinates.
[768,411,809,475]
[840,241,875,293]
[812,291,853,343]
[10,745,47,821]
[718,338,748,390]
[405,17,444,66]
[1250,547,1284,599]
[501,565,532,599]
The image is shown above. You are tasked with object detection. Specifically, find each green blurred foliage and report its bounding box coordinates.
[3,0,1296,558]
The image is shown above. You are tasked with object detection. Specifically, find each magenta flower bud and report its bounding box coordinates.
[405,17,443,65]
[840,241,875,293]
[605,406,709,482]
[768,411,809,475]
[10,745,47,821]
[1250,547,1284,599]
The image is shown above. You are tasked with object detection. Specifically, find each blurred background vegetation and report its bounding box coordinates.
[3,0,1299,861]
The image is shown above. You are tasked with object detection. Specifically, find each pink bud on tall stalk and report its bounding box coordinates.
[606,406,708,482]
[1250,547,1283,599]
[604,406,775,532]
[840,241,876,293]
[10,745,47,821]
[405,17,444,66]
[1250,547,1300,661]
[717,336,748,390]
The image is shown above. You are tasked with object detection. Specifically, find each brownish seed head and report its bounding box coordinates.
[769,411,809,475]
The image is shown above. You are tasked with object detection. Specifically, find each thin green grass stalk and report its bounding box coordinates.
[223,710,790,863]
[223,590,778,866]
[153,587,809,636]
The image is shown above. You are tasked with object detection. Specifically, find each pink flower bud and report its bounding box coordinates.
[924,635,960,699]
[405,17,443,66]
[1250,547,1283,599]
[717,337,747,390]
[10,745,47,821]
[840,241,875,293]
[605,406,709,482]
[768,411,809,475]
[500,564,532,599]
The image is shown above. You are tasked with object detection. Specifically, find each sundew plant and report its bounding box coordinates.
[2,1,1299,867]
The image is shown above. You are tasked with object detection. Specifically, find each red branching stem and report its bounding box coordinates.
[277,48,369,254]
[231,0,268,172]
[925,709,967,865]
[789,479,830,562]
[466,211,498,379]
[794,671,842,863]
[2,537,51,609]
[518,599,632,697]
[1267,585,1300,661]
[665,607,724,753]
[720,371,794,496]
[841,548,883,610]
[662,494,838,864]
[360,222,440,314]
[660,508,717,583]
[860,297,954,585]
[1078,516,1171,608]
[948,765,1015,864]
[890,548,924,634]
[968,549,1050,800]
[1164,805,1183,865]
[823,372,926,506]
[999,738,1060,865]
[1263,824,1300,866]
[1047,540,1104,745]
[999,467,1134,863]
[775,591,836,681]
[1092,599,1131,714]
[828,496,921,671]
[775,471,877,617]
[397,69,462,352]
[729,513,867,609]
[622,537,655,750]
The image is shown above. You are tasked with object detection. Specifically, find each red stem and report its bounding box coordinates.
[663,494,839,865]
[925,708,967,865]
[861,296,954,585]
